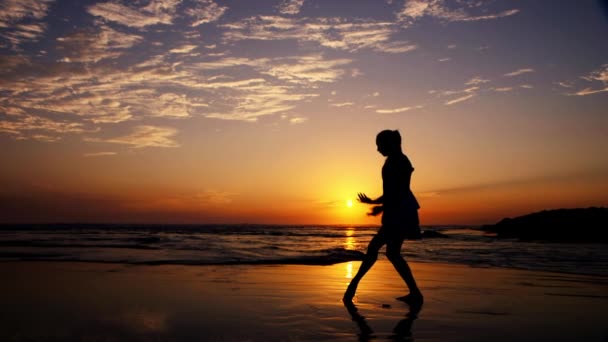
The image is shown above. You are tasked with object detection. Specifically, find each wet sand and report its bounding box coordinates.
[1,260,607,341]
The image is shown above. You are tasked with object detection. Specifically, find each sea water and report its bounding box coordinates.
[0,224,606,276]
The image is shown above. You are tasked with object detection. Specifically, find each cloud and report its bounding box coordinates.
[0,114,86,141]
[0,0,54,48]
[289,116,307,124]
[376,105,423,113]
[169,44,198,54]
[222,16,415,54]
[1,48,347,139]
[465,76,490,85]
[493,87,513,92]
[374,41,417,53]
[56,25,143,63]
[205,85,318,121]
[581,64,608,83]
[277,0,304,15]
[569,87,608,96]
[0,55,30,72]
[397,0,519,26]
[87,0,181,28]
[186,0,228,26]
[445,93,475,105]
[351,68,364,77]
[438,85,479,105]
[504,68,534,77]
[196,54,353,86]
[438,57,451,62]
[85,125,180,148]
[569,64,608,96]
[331,102,355,107]
[195,57,270,69]
[84,152,117,157]
[263,55,353,85]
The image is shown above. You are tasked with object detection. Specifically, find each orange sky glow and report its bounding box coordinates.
[1,0,607,225]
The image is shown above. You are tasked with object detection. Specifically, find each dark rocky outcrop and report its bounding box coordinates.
[481,207,608,243]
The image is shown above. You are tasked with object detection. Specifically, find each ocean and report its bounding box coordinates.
[1,224,606,277]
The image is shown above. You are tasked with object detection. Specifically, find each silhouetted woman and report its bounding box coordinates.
[343,129,423,304]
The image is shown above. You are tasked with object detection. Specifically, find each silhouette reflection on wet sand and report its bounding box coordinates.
[343,300,422,341]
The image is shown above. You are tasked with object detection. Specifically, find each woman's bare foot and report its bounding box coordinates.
[396,292,424,305]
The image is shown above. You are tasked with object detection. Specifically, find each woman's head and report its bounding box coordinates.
[376,130,402,156]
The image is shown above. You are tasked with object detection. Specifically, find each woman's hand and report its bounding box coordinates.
[357,193,373,204]
[368,205,383,216]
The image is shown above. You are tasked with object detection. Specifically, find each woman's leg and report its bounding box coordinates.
[386,237,423,301]
[343,233,386,301]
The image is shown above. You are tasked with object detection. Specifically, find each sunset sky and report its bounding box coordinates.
[1,0,607,225]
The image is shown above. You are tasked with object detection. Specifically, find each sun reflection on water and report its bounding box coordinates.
[344,227,356,283]
[345,261,353,280]
[343,227,356,250]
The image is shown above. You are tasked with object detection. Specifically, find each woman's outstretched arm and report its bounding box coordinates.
[357,193,383,204]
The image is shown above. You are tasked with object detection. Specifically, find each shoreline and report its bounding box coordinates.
[1,256,607,278]
[2,260,607,341]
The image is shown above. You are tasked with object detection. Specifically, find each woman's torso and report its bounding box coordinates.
[381,153,420,226]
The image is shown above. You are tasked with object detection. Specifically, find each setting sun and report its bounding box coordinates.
[346,199,353,208]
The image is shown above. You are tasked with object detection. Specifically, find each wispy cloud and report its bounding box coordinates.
[376,105,423,113]
[186,0,228,26]
[169,44,198,54]
[330,102,355,107]
[0,114,86,141]
[504,68,534,77]
[277,0,304,15]
[465,76,490,85]
[87,0,226,29]
[582,64,608,83]
[351,68,364,78]
[440,85,479,105]
[56,25,143,63]
[85,125,180,148]
[0,0,54,48]
[84,152,117,157]
[568,64,608,96]
[438,72,532,105]
[222,16,416,54]
[570,88,608,96]
[1,46,348,141]
[87,0,179,28]
[445,93,475,105]
[205,86,318,121]
[264,55,353,85]
[289,116,307,124]
[196,54,352,86]
[397,0,519,26]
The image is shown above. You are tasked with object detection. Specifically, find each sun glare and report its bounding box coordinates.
[346,199,353,208]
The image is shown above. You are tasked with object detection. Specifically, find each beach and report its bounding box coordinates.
[2,260,606,341]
